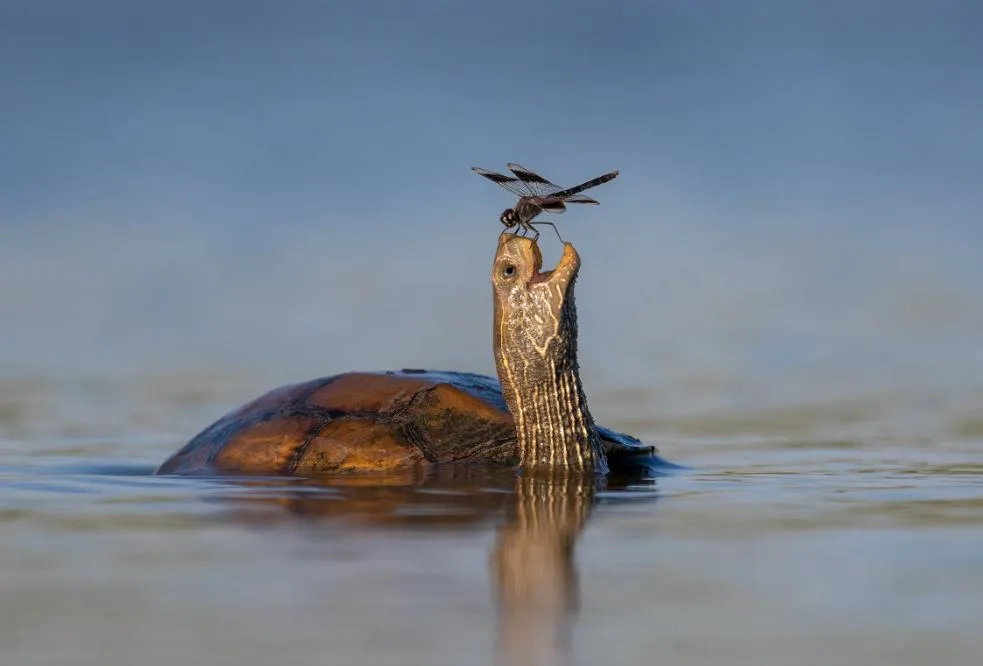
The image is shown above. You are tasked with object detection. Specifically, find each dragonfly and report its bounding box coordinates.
[471,163,619,240]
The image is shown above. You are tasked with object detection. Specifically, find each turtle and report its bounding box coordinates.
[156,233,676,477]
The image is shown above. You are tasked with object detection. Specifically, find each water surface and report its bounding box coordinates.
[3,373,982,666]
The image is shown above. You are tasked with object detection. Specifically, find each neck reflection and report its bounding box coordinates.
[492,472,598,666]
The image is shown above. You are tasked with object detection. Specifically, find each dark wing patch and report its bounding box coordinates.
[539,201,567,214]
[472,167,537,198]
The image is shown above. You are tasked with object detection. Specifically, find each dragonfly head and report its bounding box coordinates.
[500,208,517,229]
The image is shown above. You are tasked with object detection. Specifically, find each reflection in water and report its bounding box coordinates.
[210,466,515,530]
[492,473,598,666]
[202,466,656,666]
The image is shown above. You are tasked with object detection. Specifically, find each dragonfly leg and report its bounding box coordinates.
[499,225,520,241]
[533,221,564,243]
[518,221,539,240]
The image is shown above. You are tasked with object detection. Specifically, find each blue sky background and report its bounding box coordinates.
[1,0,981,403]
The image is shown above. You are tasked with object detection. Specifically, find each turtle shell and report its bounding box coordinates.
[156,369,663,476]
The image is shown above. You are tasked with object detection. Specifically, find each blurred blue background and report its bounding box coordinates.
[2,0,981,404]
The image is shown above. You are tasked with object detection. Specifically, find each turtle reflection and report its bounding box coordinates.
[207,466,657,666]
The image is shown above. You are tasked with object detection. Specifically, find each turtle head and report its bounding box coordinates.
[491,233,581,344]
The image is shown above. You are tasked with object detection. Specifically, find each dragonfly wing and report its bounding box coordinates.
[472,167,537,197]
[563,194,600,204]
[539,201,567,214]
[506,163,564,197]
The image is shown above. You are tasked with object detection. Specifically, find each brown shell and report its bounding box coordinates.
[157,369,664,477]
[156,370,520,476]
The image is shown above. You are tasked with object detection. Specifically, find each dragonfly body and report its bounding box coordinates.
[472,163,619,239]
[509,198,548,229]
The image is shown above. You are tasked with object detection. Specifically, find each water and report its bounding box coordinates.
[3,371,982,666]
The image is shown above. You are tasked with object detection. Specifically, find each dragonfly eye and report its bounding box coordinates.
[500,209,515,227]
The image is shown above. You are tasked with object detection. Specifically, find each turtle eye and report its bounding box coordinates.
[502,265,516,278]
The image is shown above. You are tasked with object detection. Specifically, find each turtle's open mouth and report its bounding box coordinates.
[529,242,578,287]
[495,233,581,291]
[526,238,550,285]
